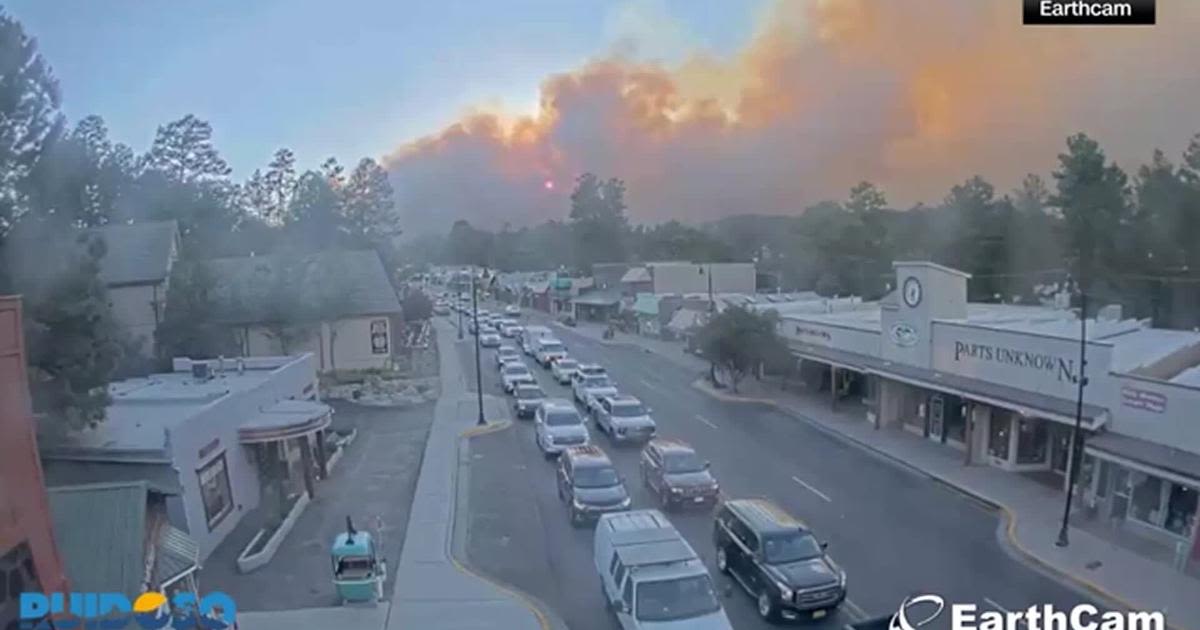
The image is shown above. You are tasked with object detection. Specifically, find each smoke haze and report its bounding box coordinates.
[383,0,1200,232]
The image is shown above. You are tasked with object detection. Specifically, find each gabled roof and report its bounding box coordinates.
[3,219,178,287]
[47,481,149,596]
[621,267,652,283]
[206,249,401,324]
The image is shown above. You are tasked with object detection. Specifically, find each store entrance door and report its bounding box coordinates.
[928,394,945,443]
[1110,467,1131,525]
[1050,426,1072,475]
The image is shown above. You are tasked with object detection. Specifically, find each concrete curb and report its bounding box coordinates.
[450,420,570,630]
[688,378,1187,626]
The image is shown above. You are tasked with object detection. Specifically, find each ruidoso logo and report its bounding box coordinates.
[889,594,1165,630]
[1024,0,1155,25]
[19,590,236,629]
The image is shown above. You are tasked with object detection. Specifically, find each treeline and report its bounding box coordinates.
[0,10,401,436]
[434,136,1200,329]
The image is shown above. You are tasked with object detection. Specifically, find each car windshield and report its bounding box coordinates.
[663,451,705,473]
[635,575,721,622]
[545,409,582,426]
[539,342,564,353]
[610,402,645,417]
[516,387,544,399]
[580,366,606,376]
[573,464,619,488]
[762,532,823,564]
[503,365,529,376]
[555,360,578,370]
[499,348,518,357]
[582,376,610,388]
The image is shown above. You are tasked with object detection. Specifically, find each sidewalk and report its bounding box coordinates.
[240,320,552,630]
[565,318,1200,628]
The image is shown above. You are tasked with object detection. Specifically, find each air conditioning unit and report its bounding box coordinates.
[191,361,212,381]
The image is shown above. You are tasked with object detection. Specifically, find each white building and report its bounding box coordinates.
[41,354,331,561]
[778,262,1200,568]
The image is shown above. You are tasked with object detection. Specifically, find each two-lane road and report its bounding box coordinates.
[455,312,1093,629]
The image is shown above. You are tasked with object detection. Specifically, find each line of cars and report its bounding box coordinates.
[477,316,849,628]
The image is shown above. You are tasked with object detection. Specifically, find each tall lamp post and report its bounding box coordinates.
[471,270,487,426]
[1057,277,1090,547]
[700,264,716,385]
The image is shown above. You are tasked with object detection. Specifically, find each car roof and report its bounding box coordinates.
[608,394,641,405]
[724,498,808,535]
[541,398,576,410]
[578,363,605,370]
[499,346,519,352]
[648,438,695,455]
[564,445,611,466]
[503,363,530,371]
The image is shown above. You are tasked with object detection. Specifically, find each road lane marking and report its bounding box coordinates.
[639,377,657,388]
[843,598,867,621]
[791,475,832,503]
[694,414,718,429]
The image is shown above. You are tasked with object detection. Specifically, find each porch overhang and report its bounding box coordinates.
[239,400,333,444]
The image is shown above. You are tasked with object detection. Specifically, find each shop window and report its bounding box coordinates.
[988,414,1011,460]
[198,453,234,530]
[1129,473,1163,526]
[1165,484,1198,537]
[1015,419,1048,465]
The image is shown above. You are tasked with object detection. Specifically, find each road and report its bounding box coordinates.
[454,309,1094,629]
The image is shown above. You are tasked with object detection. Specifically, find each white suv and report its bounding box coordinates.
[551,358,579,385]
[535,400,589,459]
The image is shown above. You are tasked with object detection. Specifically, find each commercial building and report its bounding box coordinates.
[206,249,403,373]
[3,220,181,356]
[0,296,69,630]
[775,262,1200,572]
[41,354,332,561]
[599,261,756,296]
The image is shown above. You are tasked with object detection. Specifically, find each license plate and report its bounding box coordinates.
[812,610,827,620]
[693,497,705,503]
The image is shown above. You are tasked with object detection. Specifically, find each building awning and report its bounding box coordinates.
[787,341,1108,429]
[1086,433,1200,487]
[154,525,200,589]
[667,308,704,333]
[572,290,622,306]
[42,460,182,495]
[239,400,333,444]
[633,293,661,316]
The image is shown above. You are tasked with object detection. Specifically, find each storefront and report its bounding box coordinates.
[1077,434,1200,570]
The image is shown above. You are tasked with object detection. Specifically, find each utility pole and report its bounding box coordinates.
[703,264,717,385]
[472,271,486,426]
[1057,279,1089,547]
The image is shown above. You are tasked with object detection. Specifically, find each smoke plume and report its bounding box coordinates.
[383,0,1200,232]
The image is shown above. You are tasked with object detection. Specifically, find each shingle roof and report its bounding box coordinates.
[3,220,178,287]
[206,249,402,324]
[47,481,149,596]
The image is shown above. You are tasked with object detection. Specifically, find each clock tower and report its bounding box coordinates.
[881,261,970,369]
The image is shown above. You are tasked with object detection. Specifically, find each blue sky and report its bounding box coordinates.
[7,0,764,177]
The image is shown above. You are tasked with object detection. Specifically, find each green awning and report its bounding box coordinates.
[633,293,661,316]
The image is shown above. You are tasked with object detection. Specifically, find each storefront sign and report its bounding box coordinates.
[889,322,919,348]
[370,319,389,355]
[1121,386,1167,413]
[952,340,1078,384]
[793,325,832,343]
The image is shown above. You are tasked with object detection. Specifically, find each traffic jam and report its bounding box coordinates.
[446,299,851,629]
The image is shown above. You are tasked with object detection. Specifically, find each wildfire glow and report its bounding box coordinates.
[543,180,555,191]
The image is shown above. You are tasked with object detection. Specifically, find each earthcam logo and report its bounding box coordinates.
[1024,0,1155,25]
[889,594,1165,630]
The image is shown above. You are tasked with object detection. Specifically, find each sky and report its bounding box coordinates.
[7,0,763,176]
[8,1,1200,235]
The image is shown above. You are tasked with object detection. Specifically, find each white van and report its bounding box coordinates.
[593,510,732,630]
[534,337,568,368]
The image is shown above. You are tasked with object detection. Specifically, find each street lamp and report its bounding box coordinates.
[472,270,486,426]
[699,264,716,385]
[1056,276,1090,547]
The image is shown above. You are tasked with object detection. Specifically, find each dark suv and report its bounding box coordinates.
[713,499,846,622]
[640,438,719,510]
[555,446,631,526]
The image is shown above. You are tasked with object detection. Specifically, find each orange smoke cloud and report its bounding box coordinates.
[384,0,1200,231]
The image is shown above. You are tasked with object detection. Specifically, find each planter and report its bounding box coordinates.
[236,492,312,573]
